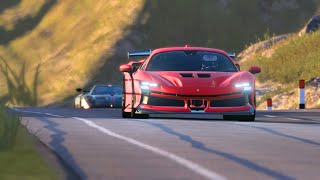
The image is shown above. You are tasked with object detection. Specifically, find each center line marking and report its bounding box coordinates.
[73,117,226,180]
[264,115,277,118]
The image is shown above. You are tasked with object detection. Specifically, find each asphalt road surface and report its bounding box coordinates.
[11,108,320,180]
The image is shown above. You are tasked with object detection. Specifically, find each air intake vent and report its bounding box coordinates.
[180,73,194,78]
[197,74,211,78]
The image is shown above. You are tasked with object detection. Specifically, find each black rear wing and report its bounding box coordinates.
[128,49,235,59]
[128,49,152,59]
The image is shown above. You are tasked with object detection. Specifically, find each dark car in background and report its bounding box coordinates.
[74,85,122,109]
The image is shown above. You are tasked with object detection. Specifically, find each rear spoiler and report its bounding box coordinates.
[128,49,152,59]
[228,53,236,58]
[128,49,235,59]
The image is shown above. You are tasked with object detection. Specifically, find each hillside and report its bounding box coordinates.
[239,21,320,109]
[0,0,319,106]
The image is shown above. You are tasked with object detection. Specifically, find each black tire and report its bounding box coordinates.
[122,111,131,118]
[121,74,149,119]
[121,93,131,118]
[121,109,149,119]
[223,111,255,122]
[133,113,149,119]
[223,92,256,121]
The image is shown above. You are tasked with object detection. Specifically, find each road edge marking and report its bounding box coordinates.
[73,117,227,180]
[263,115,277,118]
[286,118,300,121]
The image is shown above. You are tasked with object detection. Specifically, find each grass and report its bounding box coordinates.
[0,103,58,179]
[0,0,319,106]
[0,58,58,179]
[0,104,19,149]
[0,57,40,106]
[241,30,320,84]
[0,121,59,180]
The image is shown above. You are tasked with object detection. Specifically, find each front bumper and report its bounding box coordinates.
[135,92,255,115]
[137,104,255,115]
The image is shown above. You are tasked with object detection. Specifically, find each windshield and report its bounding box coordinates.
[146,51,237,72]
[91,86,123,95]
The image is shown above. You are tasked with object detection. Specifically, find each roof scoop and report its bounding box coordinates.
[197,74,211,78]
[180,73,194,78]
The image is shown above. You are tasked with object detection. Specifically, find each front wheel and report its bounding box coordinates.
[223,111,255,122]
[122,110,149,119]
[122,95,149,119]
[122,111,131,118]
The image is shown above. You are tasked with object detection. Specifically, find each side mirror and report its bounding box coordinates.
[248,66,261,74]
[119,64,133,73]
[131,62,142,72]
[76,88,90,93]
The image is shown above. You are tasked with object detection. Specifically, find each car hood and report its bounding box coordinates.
[144,71,254,95]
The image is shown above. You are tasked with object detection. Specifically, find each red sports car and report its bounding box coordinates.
[119,46,261,121]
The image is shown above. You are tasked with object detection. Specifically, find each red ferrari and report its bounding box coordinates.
[119,46,261,121]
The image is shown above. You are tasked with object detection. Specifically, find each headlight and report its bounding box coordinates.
[234,82,252,92]
[140,81,158,94]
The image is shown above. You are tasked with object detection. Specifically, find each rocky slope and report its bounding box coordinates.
[238,16,320,110]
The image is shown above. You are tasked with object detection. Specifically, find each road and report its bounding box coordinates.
[11,108,320,180]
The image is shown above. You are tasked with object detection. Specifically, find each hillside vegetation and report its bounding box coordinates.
[241,30,320,84]
[0,0,319,106]
[0,0,145,105]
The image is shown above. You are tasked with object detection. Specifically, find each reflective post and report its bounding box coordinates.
[267,98,272,111]
[299,80,305,109]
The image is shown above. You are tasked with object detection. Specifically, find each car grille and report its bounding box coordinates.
[210,96,247,107]
[145,96,185,107]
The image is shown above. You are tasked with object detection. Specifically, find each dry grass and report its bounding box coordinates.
[0,0,145,105]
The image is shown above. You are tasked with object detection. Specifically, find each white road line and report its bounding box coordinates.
[73,117,227,180]
[22,110,43,114]
[45,113,64,118]
[286,118,300,121]
[263,115,277,118]
[9,108,64,118]
[44,113,64,118]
